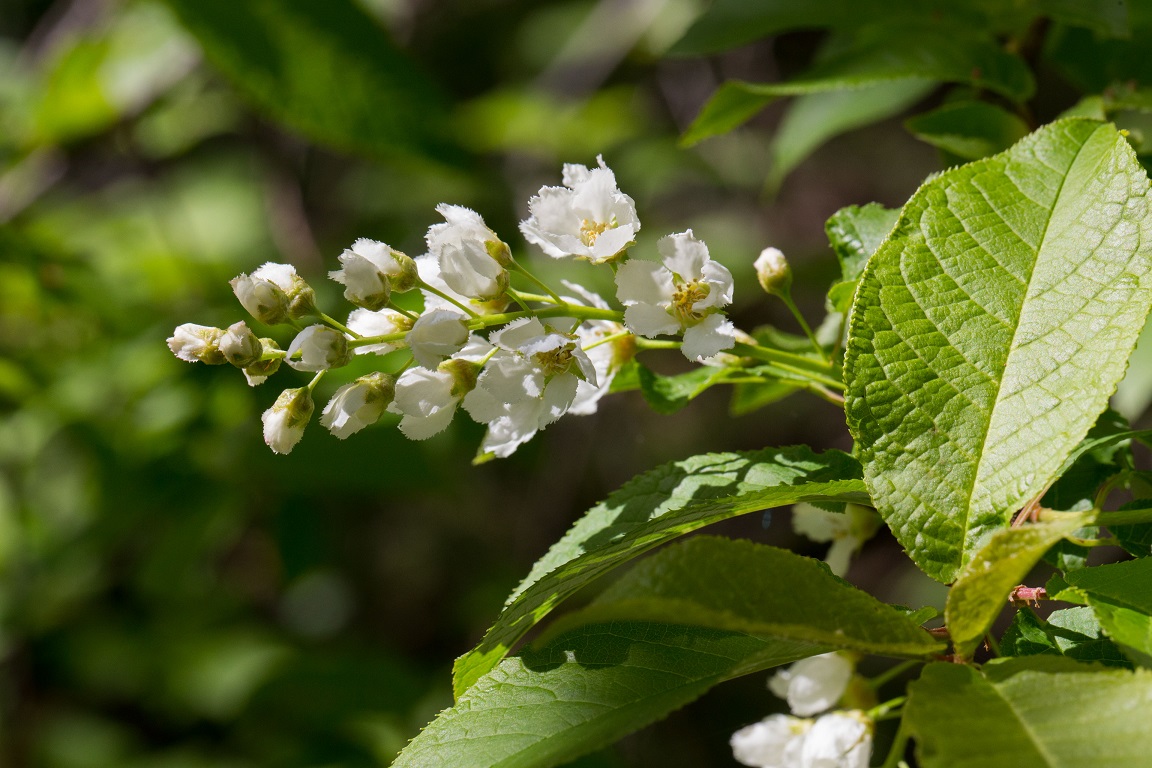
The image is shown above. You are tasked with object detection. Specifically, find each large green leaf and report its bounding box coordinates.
[906,659,1152,767]
[946,512,1094,658]
[398,538,937,768]
[452,447,868,697]
[540,537,942,657]
[682,23,1032,145]
[1064,557,1152,615]
[397,623,826,768]
[845,119,1152,583]
[767,81,933,189]
[162,0,451,158]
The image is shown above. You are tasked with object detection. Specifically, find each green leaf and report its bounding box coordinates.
[452,446,868,697]
[635,364,733,414]
[540,537,942,657]
[905,101,1031,161]
[1090,601,1152,662]
[1115,311,1152,420]
[1000,607,1131,667]
[682,23,1033,145]
[825,203,901,283]
[768,81,933,189]
[845,119,1152,583]
[1042,409,1133,513]
[1064,557,1152,615]
[1109,500,1152,556]
[946,512,1094,657]
[161,0,451,158]
[906,659,1152,767]
[396,623,827,768]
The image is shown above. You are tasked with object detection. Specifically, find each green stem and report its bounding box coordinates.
[780,293,829,363]
[1093,507,1152,526]
[418,280,480,319]
[505,288,533,313]
[868,660,920,692]
[583,330,632,352]
[634,338,681,350]
[318,312,360,338]
[387,303,419,322]
[868,695,906,722]
[733,341,838,377]
[510,260,565,304]
[513,291,566,305]
[880,716,911,768]
[305,370,326,393]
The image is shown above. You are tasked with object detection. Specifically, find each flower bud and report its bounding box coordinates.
[754,246,792,296]
[407,309,470,368]
[167,323,227,365]
[439,356,481,397]
[286,325,351,372]
[220,321,262,368]
[242,338,283,386]
[329,239,418,310]
[231,262,316,324]
[427,204,511,300]
[262,387,314,454]
[320,372,396,439]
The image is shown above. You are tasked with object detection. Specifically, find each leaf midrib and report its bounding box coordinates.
[956,124,1107,572]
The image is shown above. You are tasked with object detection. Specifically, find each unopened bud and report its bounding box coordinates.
[286,325,351,372]
[754,247,792,296]
[262,387,314,455]
[242,338,283,386]
[438,357,481,397]
[221,321,262,368]
[329,239,420,310]
[320,372,396,439]
[485,239,514,269]
[231,262,316,324]
[167,323,226,364]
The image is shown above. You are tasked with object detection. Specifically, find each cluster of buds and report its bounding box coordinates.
[731,653,874,768]
[168,156,804,458]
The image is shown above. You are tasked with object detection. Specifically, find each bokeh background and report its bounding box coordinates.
[2,0,1140,765]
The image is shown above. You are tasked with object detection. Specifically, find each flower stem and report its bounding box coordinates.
[388,303,419,321]
[634,338,681,350]
[505,288,533,313]
[582,330,632,352]
[868,660,920,691]
[868,695,906,722]
[418,280,481,319]
[319,312,360,338]
[510,260,565,304]
[305,370,326,393]
[779,293,828,363]
[880,715,911,768]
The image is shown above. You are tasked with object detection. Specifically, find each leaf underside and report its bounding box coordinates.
[845,119,1152,582]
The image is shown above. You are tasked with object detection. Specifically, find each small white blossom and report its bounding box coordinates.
[407,309,470,368]
[730,714,810,768]
[220,321,262,368]
[792,503,882,577]
[167,323,225,364]
[320,372,396,439]
[389,338,491,439]
[426,204,510,301]
[755,246,793,295]
[615,230,736,361]
[769,653,853,717]
[328,238,418,311]
[286,325,351,372]
[262,387,314,455]
[416,252,509,315]
[561,281,631,416]
[346,308,414,355]
[231,262,315,324]
[801,711,872,768]
[520,156,640,264]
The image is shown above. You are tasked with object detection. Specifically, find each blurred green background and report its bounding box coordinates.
[0,0,976,765]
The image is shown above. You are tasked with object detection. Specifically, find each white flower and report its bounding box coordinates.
[755,246,792,295]
[792,503,882,577]
[167,323,225,364]
[407,309,470,368]
[262,387,314,455]
[614,230,736,361]
[320,372,396,439]
[328,238,417,311]
[520,155,640,264]
[415,252,509,315]
[286,325,351,372]
[801,711,872,768]
[389,338,491,439]
[426,205,509,301]
[346,308,414,355]
[220,321,262,368]
[769,653,853,717]
[231,262,315,324]
[730,714,810,768]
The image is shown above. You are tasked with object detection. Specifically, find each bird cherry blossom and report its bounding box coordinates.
[321,372,396,439]
[262,387,314,455]
[426,204,510,301]
[768,653,854,717]
[520,155,640,264]
[231,262,316,324]
[286,325,351,372]
[328,238,418,311]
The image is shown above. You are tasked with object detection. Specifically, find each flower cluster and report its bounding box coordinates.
[730,653,873,768]
[168,157,807,458]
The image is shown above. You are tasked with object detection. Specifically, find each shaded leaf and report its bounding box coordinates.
[946,512,1094,658]
[845,119,1152,582]
[906,659,1152,767]
[905,101,1030,161]
[1000,607,1131,667]
[452,447,868,697]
